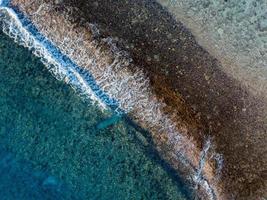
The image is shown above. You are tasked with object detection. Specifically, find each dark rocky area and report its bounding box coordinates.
[58,1,267,199]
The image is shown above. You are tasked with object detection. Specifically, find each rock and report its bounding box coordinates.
[217,28,224,36]
[259,19,267,31]
[43,176,57,187]
[54,0,63,5]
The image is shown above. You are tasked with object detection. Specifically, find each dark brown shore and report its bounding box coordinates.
[60,1,267,199]
[8,0,267,199]
[57,0,267,199]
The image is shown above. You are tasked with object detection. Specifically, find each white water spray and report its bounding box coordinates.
[0,5,108,111]
[0,2,221,199]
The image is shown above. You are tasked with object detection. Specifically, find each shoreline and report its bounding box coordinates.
[1,0,266,199]
[0,2,219,200]
[60,1,267,199]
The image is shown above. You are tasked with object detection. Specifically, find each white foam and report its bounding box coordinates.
[193,138,217,200]
[0,4,219,200]
[195,137,211,184]
[0,6,108,111]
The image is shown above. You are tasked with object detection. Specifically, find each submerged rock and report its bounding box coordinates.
[1,0,266,199]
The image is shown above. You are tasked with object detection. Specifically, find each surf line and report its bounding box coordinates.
[0,2,218,200]
[0,1,123,115]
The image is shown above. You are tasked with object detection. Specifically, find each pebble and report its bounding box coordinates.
[259,19,267,31]
[217,28,224,35]
[54,0,63,4]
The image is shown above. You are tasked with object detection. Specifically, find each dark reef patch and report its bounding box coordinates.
[60,0,267,198]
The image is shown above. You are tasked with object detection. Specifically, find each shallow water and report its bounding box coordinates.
[0,31,189,199]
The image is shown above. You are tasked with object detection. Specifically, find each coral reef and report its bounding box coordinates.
[1,0,266,199]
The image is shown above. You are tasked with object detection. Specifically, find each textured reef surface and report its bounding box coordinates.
[0,0,266,199]
[0,31,189,200]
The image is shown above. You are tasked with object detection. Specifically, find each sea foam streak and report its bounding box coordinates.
[0,4,122,113]
[0,2,220,199]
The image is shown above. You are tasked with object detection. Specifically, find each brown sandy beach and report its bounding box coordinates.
[4,0,267,199]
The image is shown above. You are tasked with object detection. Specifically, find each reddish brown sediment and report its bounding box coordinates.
[5,0,267,199]
[58,1,267,199]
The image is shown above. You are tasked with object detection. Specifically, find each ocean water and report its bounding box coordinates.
[0,31,189,199]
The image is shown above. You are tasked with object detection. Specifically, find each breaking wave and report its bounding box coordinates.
[0,3,122,114]
[0,2,222,199]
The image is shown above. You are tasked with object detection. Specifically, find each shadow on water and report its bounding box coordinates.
[122,115,194,200]
[94,113,194,199]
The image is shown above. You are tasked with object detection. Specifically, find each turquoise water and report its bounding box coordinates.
[0,31,189,199]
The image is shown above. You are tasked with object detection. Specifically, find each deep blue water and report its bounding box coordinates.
[0,31,188,200]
